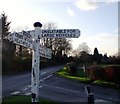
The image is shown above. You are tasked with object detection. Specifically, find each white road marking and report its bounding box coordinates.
[40,72,47,75]
[27,85,31,88]
[42,84,80,94]
[39,79,44,82]
[109,97,119,101]
[39,74,53,82]
[95,95,119,102]
[11,91,20,95]
[39,86,42,88]
[40,69,57,75]
[21,74,52,94]
[95,99,110,102]
[95,99,115,104]
[23,87,28,91]
[25,92,31,96]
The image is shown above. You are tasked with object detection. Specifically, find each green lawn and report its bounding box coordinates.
[93,80,120,89]
[2,95,57,104]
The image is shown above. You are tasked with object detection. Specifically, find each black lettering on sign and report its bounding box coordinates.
[23,36,33,44]
[24,37,27,41]
[64,29,66,33]
[73,34,75,37]
[42,33,54,37]
[15,33,23,39]
[16,38,20,44]
[38,35,40,39]
[56,34,59,37]
[23,31,32,38]
[42,30,47,34]
[58,30,62,33]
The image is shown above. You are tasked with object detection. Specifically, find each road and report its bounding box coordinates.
[2,66,120,103]
[2,66,63,97]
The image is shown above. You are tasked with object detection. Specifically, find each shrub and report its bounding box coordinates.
[103,65,120,84]
[40,60,57,68]
[66,62,77,76]
[76,68,85,77]
[103,66,114,81]
[85,65,120,84]
[85,66,99,80]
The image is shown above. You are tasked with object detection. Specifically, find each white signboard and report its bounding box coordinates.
[41,29,80,38]
[8,31,33,49]
[39,46,52,59]
[27,29,80,38]
[7,32,52,58]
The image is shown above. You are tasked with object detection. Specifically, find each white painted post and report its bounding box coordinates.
[31,22,42,103]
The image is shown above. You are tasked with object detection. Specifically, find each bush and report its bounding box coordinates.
[40,60,57,68]
[76,68,85,77]
[2,56,32,74]
[12,57,32,72]
[66,62,77,76]
[103,65,120,83]
[85,65,120,84]
[86,66,103,80]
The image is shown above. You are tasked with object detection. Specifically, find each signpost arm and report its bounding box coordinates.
[31,22,42,103]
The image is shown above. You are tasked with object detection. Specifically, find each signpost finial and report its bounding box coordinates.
[34,22,42,28]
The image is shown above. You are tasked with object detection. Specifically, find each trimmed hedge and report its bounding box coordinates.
[85,65,120,84]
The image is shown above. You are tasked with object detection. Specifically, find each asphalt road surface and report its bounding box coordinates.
[2,66,120,103]
[2,66,63,97]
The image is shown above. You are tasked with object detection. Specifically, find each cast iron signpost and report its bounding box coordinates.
[7,22,80,103]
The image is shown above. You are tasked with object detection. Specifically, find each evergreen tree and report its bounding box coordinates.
[93,47,101,63]
[1,12,16,73]
[1,12,16,57]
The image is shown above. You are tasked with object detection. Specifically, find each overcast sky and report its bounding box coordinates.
[0,0,119,56]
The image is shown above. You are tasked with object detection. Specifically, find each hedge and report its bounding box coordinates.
[85,65,120,84]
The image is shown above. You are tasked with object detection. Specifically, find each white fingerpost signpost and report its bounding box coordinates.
[31,22,42,103]
[6,22,80,103]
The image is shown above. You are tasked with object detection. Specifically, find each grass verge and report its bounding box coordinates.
[57,71,91,83]
[2,95,57,104]
[93,80,120,90]
[57,67,120,90]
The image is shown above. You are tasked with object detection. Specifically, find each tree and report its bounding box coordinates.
[72,42,91,57]
[1,12,16,57]
[72,42,91,64]
[79,51,89,63]
[78,42,90,55]
[93,47,102,63]
[94,47,99,55]
[41,22,72,63]
[1,12,16,73]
